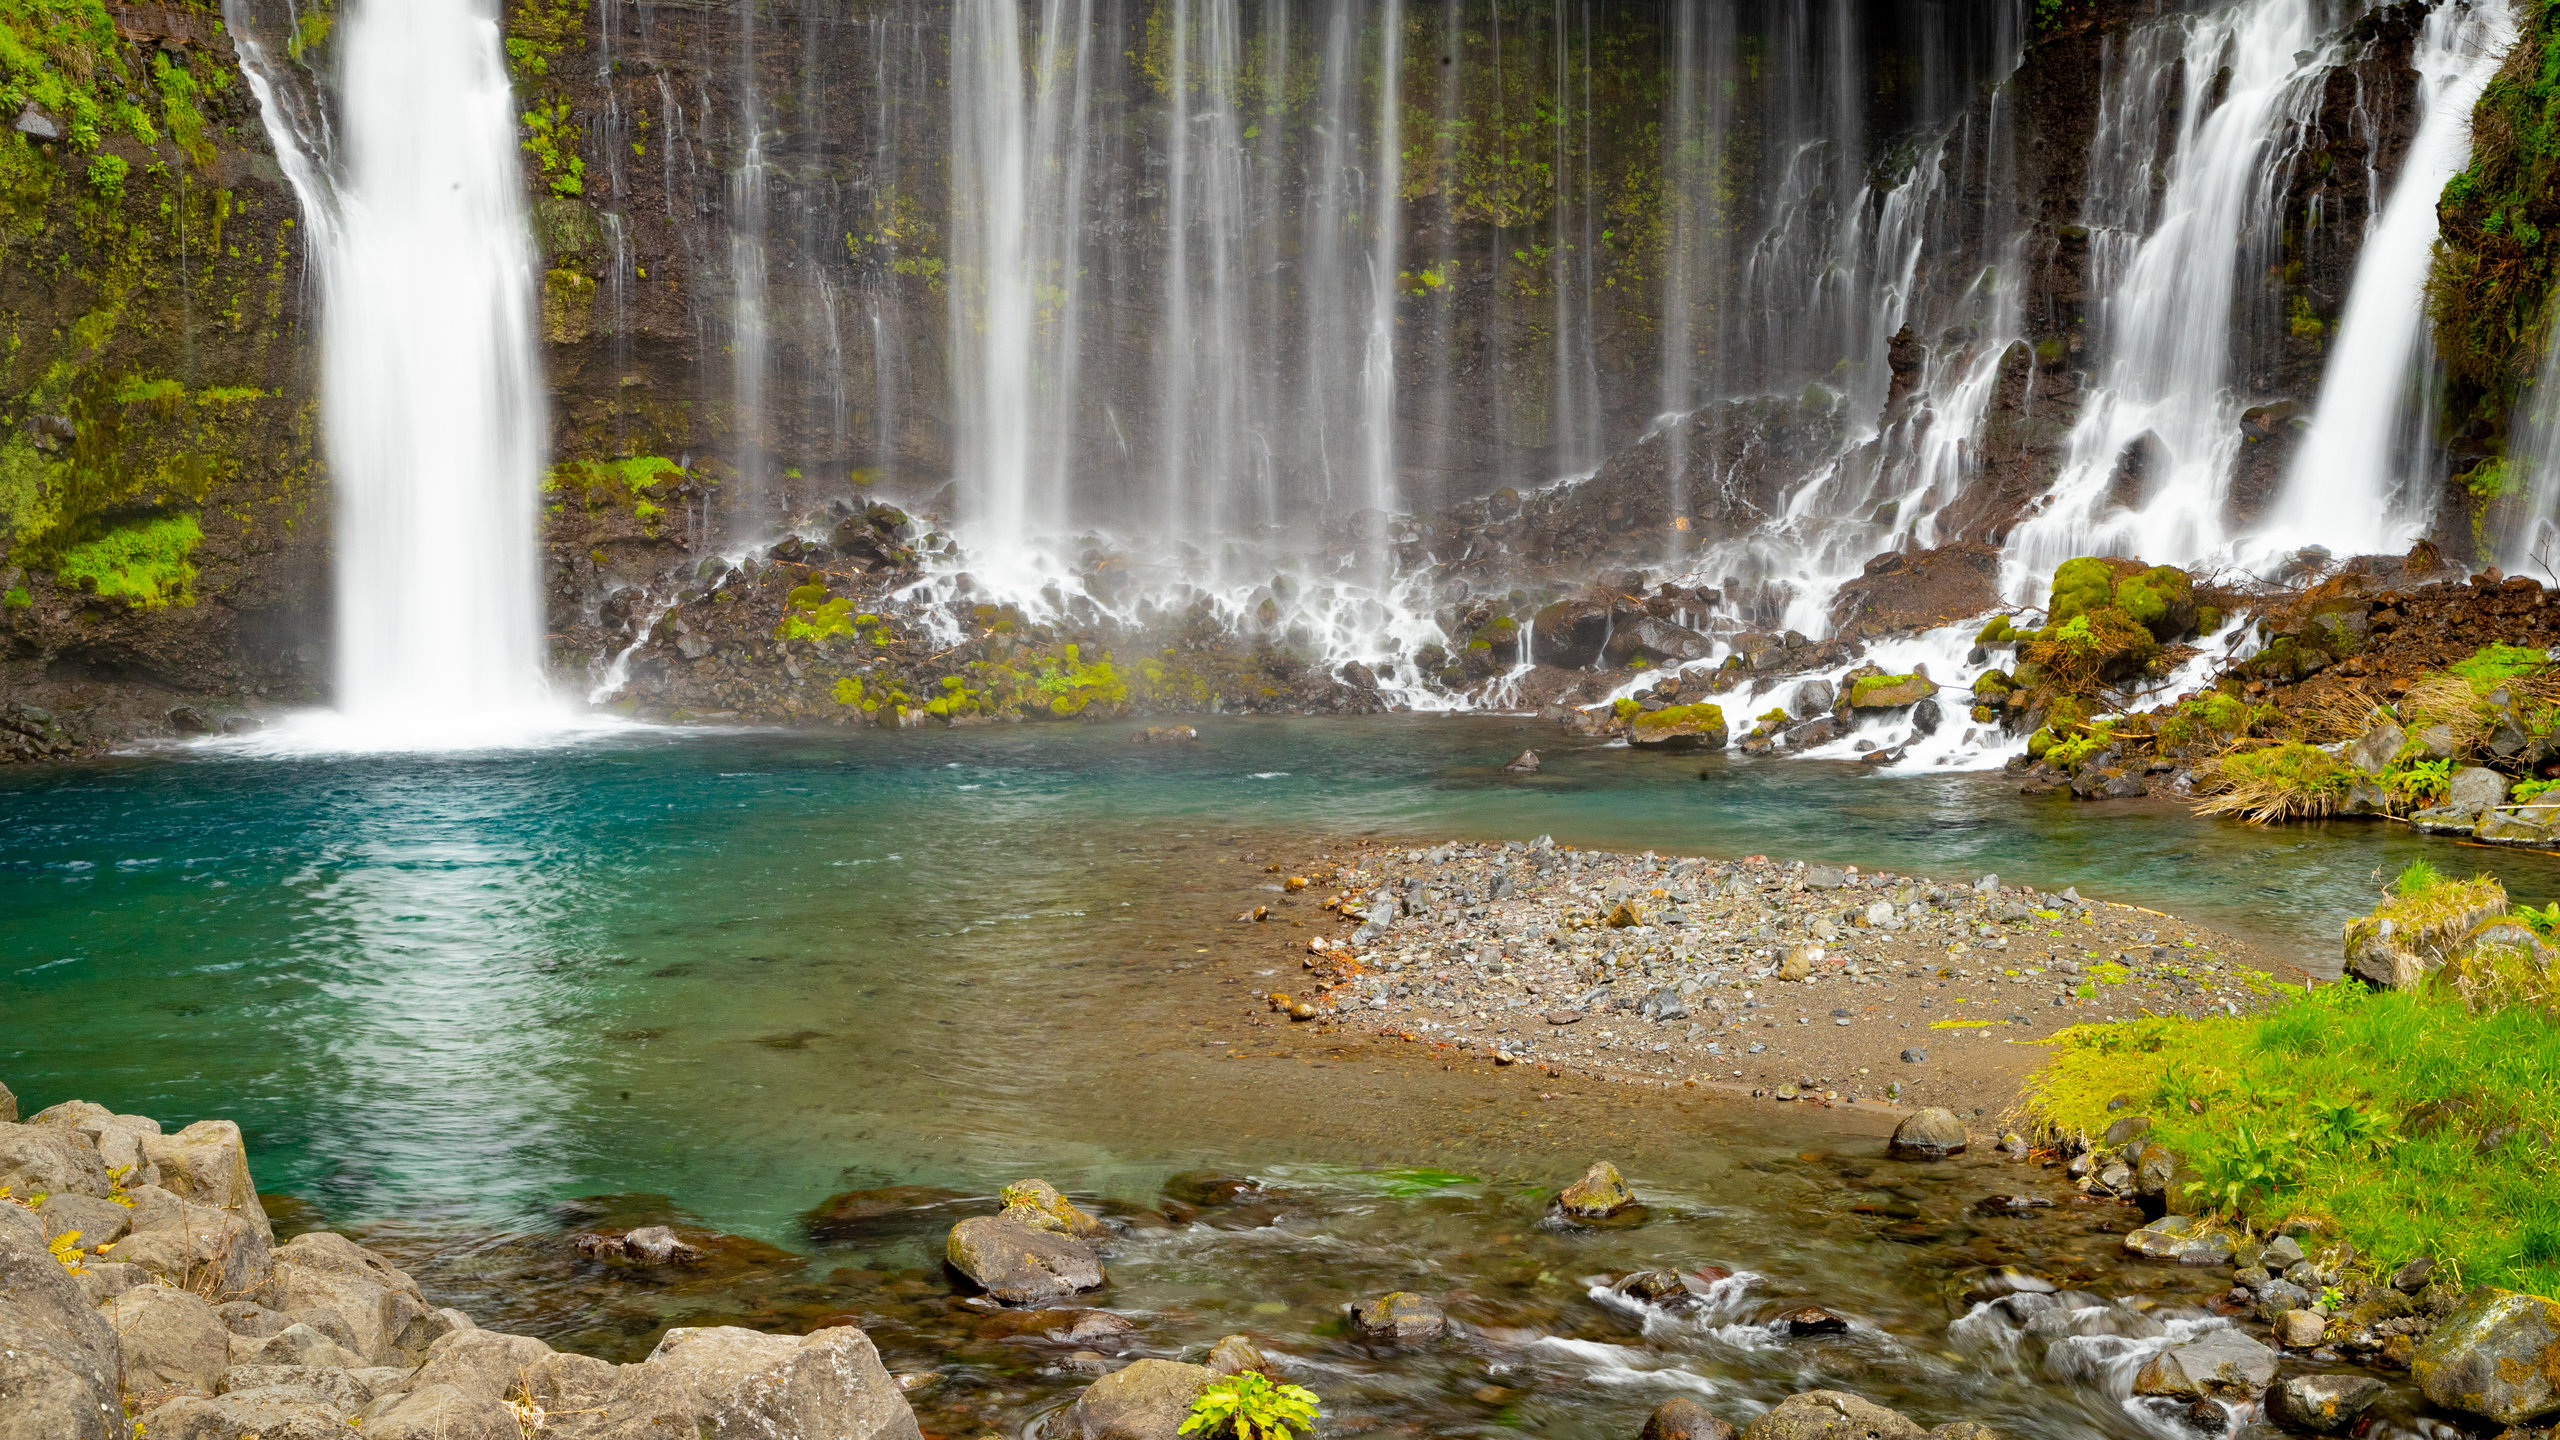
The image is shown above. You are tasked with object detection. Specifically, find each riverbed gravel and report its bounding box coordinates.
[1234,839,2296,1116]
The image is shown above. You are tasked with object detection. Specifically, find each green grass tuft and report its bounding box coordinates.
[2029,983,2560,1296]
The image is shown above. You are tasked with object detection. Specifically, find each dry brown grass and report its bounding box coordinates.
[2292,681,2390,746]
[2190,740,2355,824]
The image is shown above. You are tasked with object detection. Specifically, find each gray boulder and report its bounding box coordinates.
[946,1214,1104,1303]
[1062,1358,1217,1440]
[2414,1287,2560,1425]
[231,1321,365,1371]
[408,1326,557,1401]
[0,1119,112,1198]
[356,1384,520,1440]
[142,1121,272,1244]
[2268,1374,2386,1434]
[1203,1334,1266,1375]
[1888,1108,1966,1159]
[2130,1329,2276,1399]
[29,1103,162,1188]
[100,1282,230,1399]
[2344,721,2405,776]
[134,1385,353,1440]
[116,1184,272,1300]
[0,1200,125,1440]
[2448,766,2509,816]
[647,1324,925,1440]
[2123,1216,2232,1264]
[257,1230,453,1364]
[36,1192,132,1248]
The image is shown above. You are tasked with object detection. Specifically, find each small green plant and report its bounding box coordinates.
[2320,1284,2345,1311]
[2395,858,2447,898]
[1180,1372,1320,1440]
[2515,778,2560,803]
[2382,757,2452,808]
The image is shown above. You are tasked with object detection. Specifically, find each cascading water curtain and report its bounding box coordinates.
[326,0,551,734]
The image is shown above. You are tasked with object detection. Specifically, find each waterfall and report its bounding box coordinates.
[2262,0,2518,561]
[728,0,771,535]
[230,0,557,746]
[2001,0,2332,596]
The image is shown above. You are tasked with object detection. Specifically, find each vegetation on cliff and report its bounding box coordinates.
[2428,0,2560,440]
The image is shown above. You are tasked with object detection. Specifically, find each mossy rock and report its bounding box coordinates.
[1628,702,1727,752]
[1972,669,2014,698]
[1847,673,1937,709]
[2022,606,2159,690]
[2115,565,2197,639]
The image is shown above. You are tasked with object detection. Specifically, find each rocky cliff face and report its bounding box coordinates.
[0,0,2446,749]
[0,0,325,746]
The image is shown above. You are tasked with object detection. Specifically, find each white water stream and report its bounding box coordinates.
[229,0,583,750]
[2260,0,2517,561]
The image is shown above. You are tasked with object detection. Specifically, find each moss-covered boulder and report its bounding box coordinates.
[2020,607,2159,690]
[2041,557,2198,645]
[2413,1288,2560,1425]
[1848,673,1936,709]
[2342,874,2508,989]
[1628,703,1727,751]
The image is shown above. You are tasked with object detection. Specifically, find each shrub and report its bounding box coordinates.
[1181,1372,1320,1440]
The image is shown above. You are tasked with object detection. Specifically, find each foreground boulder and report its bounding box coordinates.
[946,1213,1105,1303]
[0,1200,124,1440]
[1062,1357,1216,1440]
[1887,1109,1966,1159]
[2413,1287,2560,1425]
[648,1324,925,1440]
[2342,875,2508,988]
[1557,1160,1636,1219]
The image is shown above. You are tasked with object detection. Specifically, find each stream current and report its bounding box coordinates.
[4,717,2542,1440]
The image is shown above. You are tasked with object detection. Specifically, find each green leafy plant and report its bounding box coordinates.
[2184,1123,2303,1213]
[1180,1372,1320,1440]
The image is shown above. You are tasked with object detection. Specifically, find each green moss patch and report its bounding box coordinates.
[51,510,198,606]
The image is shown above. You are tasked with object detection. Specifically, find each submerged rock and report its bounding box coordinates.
[1887,1108,1966,1159]
[1203,1333,1267,1376]
[2413,1287,2560,1425]
[1557,1160,1636,1219]
[1502,749,1541,774]
[1741,1389,1989,1440]
[1348,1291,1447,1342]
[945,1215,1105,1304]
[1641,1396,1737,1440]
[801,1185,971,1243]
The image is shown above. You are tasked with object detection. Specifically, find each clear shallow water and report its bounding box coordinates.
[2,716,2488,1438]
[8,715,2560,1230]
